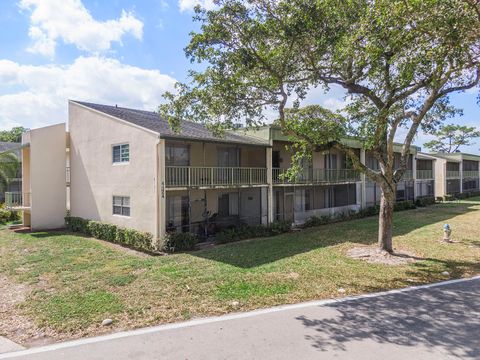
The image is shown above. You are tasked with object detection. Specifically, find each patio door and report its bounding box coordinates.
[284,192,294,223]
[166,195,189,232]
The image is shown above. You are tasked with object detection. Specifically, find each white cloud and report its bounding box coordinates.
[178,0,216,12]
[0,56,177,130]
[19,0,143,57]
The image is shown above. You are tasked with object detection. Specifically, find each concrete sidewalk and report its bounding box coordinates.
[2,277,479,360]
[0,338,23,355]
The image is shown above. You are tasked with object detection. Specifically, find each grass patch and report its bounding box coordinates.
[1,198,480,341]
[33,290,124,332]
[216,281,294,300]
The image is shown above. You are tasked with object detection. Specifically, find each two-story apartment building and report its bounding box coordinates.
[7,101,444,247]
[243,126,363,224]
[427,152,480,197]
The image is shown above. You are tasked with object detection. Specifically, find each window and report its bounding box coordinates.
[166,144,190,166]
[217,147,240,167]
[112,144,129,163]
[113,196,130,216]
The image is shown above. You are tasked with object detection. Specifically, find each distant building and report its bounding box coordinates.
[0,141,21,203]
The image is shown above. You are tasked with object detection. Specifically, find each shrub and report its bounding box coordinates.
[303,215,331,228]
[394,201,416,212]
[162,232,198,252]
[215,221,291,245]
[415,196,436,207]
[87,221,117,242]
[269,220,291,235]
[65,216,155,253]
[64,216,90,233]
[0,203,19,224]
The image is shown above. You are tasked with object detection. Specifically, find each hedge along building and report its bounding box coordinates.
[6,101,435,247]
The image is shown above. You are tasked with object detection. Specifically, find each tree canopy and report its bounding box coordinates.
[424,124,480,153]
[160,0,480,252]
[0,151,19,195]
[0,127,28,143]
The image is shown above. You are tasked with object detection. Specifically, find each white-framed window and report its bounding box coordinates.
[113,196,130,216]
[112,144,129,164]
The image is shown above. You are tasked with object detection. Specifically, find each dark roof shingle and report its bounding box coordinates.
[72,101,268,146]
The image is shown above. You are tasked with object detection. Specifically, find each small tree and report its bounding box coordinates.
[0,151,19,197]
[160,0,480,253]
[424,124,480,153]
[0,127,28,143]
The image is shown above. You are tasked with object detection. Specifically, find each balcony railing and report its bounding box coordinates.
[66,166,70,184]
[416,169,434,180]
[463,171,479,179]
[166,166,267,188]
[447,171,461,179]
[273,168,360,184]
[5,192,31,209]
[401,170,413,180]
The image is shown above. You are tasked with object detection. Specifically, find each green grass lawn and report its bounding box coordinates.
[1,198,480,343]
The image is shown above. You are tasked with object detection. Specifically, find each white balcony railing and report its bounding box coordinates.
[166,166,267,187]
[273,168,360,184]
[416,169,434,180]
[5,192,30,209]
[402,170,413,180]
[66,166,71,184]
[463,171,480,179]
[447,171,461,179]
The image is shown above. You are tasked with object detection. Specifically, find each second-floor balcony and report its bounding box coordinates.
[416,170,434,180]
[463,170,480,179]
[273,168,360,185]
[447,171,461,179]
[166,166,268,188]
[5,192,31,210]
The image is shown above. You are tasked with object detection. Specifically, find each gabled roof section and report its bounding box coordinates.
[71,101,269,146]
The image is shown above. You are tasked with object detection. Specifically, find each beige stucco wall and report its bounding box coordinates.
[26,124,67,230]
[434,158,446,197]
[69,102,159,236]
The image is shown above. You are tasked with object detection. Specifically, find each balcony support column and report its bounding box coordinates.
[460,161,464,194]
[360,149,367,209]
[412,154,417,200]
[266,147,274,224]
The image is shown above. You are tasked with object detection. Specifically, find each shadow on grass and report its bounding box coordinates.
[296,277,480,358]
[193,200,480,268]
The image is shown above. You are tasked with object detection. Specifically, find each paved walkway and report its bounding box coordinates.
[1,277,479,360]
[0,339,23,355]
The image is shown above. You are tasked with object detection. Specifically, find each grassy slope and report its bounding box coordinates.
[1,198,479,340]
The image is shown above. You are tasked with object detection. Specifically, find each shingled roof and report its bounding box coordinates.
[72,101,269,146]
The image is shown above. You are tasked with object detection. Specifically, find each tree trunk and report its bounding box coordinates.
[378,185,396,253]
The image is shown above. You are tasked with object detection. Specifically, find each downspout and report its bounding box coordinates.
[154,137,160,249]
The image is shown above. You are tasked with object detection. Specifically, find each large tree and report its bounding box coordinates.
[424,123,480,153]
[160,0,480,253]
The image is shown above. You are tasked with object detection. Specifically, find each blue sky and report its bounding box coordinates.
[0,0,479,153]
